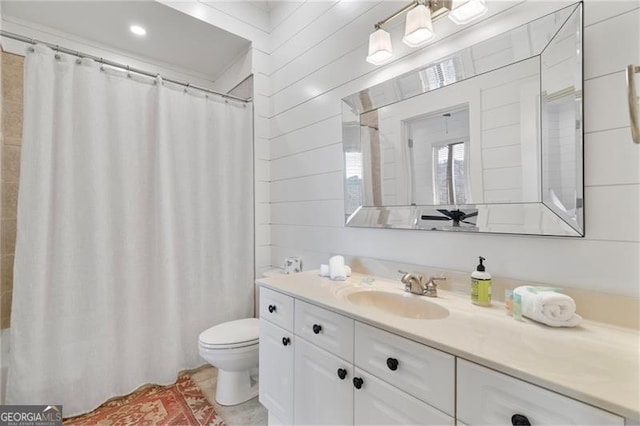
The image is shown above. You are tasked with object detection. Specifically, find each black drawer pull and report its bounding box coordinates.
[511,414,531,426]
[312,324,322,334]
[282,337,290,346]
[268,304,276,313]
[353,377,363,389]
[386,357,399,371]
[337,368,347,380]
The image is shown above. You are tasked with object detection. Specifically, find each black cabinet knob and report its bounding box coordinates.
[337,368,347,380]
[353,377,363,389]
[386,357,399,371]
[282,337,290,346]
[511,414,531,426]
[312,324,322,334]
[268,304,276,313]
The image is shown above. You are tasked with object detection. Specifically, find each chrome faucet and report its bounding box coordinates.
[399,271,446,297]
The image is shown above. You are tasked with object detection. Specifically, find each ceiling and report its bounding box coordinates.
[1,1,252,80]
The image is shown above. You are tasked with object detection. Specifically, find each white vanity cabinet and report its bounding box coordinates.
[259,285,629,426]
[260,287,455,425]
[456,359,624,425]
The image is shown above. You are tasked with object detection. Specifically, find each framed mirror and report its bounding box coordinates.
[342,2,583,237]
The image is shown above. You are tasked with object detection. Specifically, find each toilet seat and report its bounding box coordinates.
[199,318,259,349]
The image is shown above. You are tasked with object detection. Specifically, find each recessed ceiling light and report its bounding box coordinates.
[130,25,147,36]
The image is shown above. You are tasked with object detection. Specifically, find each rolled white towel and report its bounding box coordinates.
[320,264,351,278]
[514,286,582,327]
[329,255,347,281]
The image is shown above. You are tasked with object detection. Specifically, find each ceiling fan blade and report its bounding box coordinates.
[421,215,451,221]
[436,209,453,218]
[461,211,478,220]
[461,220,477,225]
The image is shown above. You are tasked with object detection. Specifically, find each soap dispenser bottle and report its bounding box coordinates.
[471,256,491,306]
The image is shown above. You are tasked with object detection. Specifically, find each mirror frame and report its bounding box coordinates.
[342,2,584,237]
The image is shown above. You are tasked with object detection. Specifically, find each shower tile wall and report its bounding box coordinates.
[0,51,23,329]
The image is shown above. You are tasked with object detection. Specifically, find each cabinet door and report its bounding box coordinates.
[259,319,294,424]
[353,368,454,426]
[457,359,624,425]
[294,337,353,425]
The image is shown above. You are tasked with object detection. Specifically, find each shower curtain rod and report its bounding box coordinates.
[0,30,252,103]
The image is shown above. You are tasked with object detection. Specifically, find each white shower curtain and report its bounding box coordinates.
[7,45,254,416]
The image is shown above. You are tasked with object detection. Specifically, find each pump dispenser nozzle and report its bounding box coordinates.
[477,256,486,272]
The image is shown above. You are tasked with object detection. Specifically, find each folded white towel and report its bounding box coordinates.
[329,255,347,281]
[514,286,582,327]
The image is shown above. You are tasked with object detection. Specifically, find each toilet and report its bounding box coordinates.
[198,317,259,406]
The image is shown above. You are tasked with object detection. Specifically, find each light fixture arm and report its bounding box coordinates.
[375,0,421,30]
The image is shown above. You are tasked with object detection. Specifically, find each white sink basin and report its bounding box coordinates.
[344,289,450,320]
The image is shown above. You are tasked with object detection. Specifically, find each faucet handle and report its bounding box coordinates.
[424,276,445,297]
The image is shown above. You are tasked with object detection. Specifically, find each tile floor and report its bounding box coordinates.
[190,366,267,426]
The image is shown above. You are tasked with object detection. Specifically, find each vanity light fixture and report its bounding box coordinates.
[130,25,147,36]
[366,0,488,66]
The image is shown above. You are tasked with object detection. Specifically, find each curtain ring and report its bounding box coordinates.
[184,83,190,93]
[127,65,131,78]
[99,58,104,71]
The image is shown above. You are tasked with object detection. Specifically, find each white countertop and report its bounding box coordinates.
[256,271,640,420]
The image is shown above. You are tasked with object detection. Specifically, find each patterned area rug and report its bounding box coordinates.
[64,374,225,425]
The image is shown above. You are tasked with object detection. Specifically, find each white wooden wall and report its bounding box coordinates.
[262,0,640,297]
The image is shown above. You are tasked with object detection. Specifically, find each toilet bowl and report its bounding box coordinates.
[198,318,259,406]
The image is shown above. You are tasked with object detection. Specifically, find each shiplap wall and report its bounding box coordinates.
[264,0,640,297]
[164,1,639,296]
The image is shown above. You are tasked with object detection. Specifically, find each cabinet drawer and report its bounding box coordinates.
[259,287,294,331]
[355,322,455,416]
[295,300,354,361]
[353,368,454,425]
[457,359,624,425]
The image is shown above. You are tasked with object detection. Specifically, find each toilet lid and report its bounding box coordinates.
[199,318,259,347]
